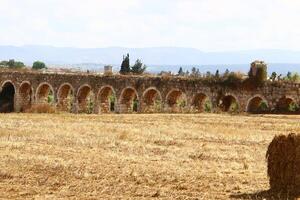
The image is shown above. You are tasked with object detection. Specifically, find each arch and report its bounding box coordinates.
[219,94,240,112]
[0,80,16,113]
[19,81,33,112]
[192,93,211,112]
[141,87,162,113]
[119,87,139,113]
[246,95,269,113]
[57,83,74,112]
[96,85,116,113]
[276,96,298,113]
[77,84,94,113]
[35,82,55,104]
[165,89,187,112]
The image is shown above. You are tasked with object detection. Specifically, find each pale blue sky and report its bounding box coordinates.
[0,0,300,51]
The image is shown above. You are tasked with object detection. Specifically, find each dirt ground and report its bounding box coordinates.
[0,113,299,199]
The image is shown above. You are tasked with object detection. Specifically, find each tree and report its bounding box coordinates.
[7,59,25,69]
[177,67,184,76]
[185,70,190,76]
[131,59,146,75]
[286,71,292,81]
[32,61,46,70]
[224,69,230,77]
[215,70,220,78]
[120,54,130,75]
[291,72,300,82]
[270,72,277,82]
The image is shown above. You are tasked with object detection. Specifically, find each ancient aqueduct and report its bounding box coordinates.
[0,71,299,114]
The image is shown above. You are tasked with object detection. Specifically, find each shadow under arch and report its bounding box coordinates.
[165,89,187,113]
[96,85,116,113]
[36,82,55,104]
[219,94,240,112]
[246,95,269,113]
[192,92,212,113]
[76,84,94,114]
[119,87,139,113]
[276,96,299,113]
[141,87,162,113]
[0,80,16,113]
[57,83,74,112]
[19,81,33,112]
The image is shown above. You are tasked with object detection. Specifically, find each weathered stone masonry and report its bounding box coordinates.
[0,71,299,113]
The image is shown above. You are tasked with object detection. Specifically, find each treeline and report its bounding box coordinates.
[0,59,47,70]
[0,59,25,69]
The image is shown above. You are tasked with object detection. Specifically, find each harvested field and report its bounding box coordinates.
[0,113,300,199]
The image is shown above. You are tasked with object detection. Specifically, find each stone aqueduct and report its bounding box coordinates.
[0,71,299,114]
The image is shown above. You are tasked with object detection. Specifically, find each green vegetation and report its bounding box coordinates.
[0,59,25,69]
[204,101,213,113]
[32,61,46,70]
[120,54,131,75]
[283,71,300,82]
[131,59,146,75]
[120,54,147,75]
[248,60,268,86]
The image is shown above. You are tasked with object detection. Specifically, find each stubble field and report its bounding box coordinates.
[0,113,299,199]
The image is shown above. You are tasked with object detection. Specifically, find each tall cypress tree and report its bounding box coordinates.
[120,54,131,74]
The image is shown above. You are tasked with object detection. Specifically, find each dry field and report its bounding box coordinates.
[0,113,299,199]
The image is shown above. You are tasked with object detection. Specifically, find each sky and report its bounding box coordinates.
[0,0,300,51]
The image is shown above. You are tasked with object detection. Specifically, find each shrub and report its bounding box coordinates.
[32,61,46,70]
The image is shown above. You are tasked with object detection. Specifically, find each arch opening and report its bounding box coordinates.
[97,86,116,113]
[119,88,139,113]
[36,83,54,105]
[57,84,74,112]
[19,82,32,112]
[192,93,212,113]
[219,95,239,112]
[166,89,187,112]
[77,85,94,114]
[142,88,162,113]
[276,97,299,113]
[0,82,15,113]
[247,96,269,113]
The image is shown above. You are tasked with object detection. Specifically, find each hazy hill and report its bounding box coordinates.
[0,45,300,74]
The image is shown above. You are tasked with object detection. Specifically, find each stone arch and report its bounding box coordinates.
[57,83,74,112]
[165,89,187,112]
[246,95,269,113]
[276,96,298,113]
[0,80,16,113]
[219,94,240,112]
[77,84,94,113]
[192,93,211,112]
[141,87,162,113]
[19,81,33,112]
[36,82,55,104]
[119,87,139,113]
[96,85,116,113]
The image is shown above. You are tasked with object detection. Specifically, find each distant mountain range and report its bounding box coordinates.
[0,45,300,74]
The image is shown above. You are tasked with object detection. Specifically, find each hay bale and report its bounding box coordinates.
[266,133,300,195]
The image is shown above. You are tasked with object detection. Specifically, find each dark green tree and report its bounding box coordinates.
[286,71,292,80]
[215,69,220,78]
[224,69,230,76]
[7,59,25,69]
[177,67,184,76]
[131,59,146,75]
[270,72,277,82]
[120,54,131,75]
[32,61,46,70]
